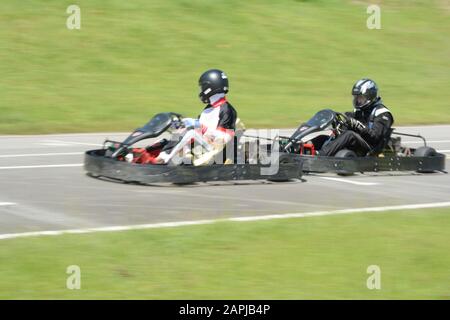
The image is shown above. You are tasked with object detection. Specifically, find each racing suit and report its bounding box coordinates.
[157,94,237,163]
[197,94,237,142]
[321,98,394,156]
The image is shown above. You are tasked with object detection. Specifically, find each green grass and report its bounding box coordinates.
[0,0,449,134]
[0,207,449,299]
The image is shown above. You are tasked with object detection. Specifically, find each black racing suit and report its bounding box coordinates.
[321,98,394,156]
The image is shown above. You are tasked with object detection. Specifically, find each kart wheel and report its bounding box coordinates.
[335,149,356,176]
[335,149,357,158]
[413,146,437,157]
[414,146,437,173]
[105,149,114,157]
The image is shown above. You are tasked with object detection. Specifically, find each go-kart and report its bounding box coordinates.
[84,112,302,184]
[272,109,446,175]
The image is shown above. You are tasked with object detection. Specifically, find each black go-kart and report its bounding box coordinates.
[271,109,446,175]
[84,112,302,184]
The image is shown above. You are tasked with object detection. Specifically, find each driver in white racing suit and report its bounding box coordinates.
[155,69,237,164]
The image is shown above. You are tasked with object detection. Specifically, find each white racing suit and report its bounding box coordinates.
[157,94,237,164]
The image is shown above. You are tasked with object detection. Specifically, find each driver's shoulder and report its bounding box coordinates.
[372,104,394,126]
[372,103,393,118]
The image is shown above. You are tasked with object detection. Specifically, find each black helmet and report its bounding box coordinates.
[198,69,229,104]
[352,78,378,110]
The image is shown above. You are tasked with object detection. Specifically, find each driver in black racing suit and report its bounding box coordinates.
[320,78,394,156]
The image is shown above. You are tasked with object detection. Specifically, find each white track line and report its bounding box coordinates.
[42,139,101,147]
[319,177,379,186]
[0,152,83,158]
[1,201,449,241]
[404,140,450,144]
[0,202,16,206]
[231,202,450,221]
[0,164,82,170]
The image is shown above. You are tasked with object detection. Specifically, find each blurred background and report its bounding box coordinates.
[0,0,449,133]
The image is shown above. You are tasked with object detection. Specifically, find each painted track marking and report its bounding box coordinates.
[0,202,16,206]
[319,177,379,186]
[40,139,101,147]
[0,164,82,170]
[0,152,83,158]
[404,140,450,144]
[1,201,449,240]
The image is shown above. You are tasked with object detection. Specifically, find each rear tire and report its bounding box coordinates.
[414,146,437,173]
[413,146,436,158]
[335,149,357,176]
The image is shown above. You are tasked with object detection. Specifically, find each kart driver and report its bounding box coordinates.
[320,78,394,156]
[155,69,237,164]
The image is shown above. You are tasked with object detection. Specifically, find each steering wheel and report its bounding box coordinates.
[169,117,185,131]
[334,112,350,135]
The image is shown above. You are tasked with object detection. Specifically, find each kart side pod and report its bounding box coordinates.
[299,150,446,175]
[84,149,303,184]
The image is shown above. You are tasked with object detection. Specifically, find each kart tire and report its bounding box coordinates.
[414,146,437,173]
[335,149,357,158]
[335,149,356,176]
[413,146,437,157]
[105,149,114,157]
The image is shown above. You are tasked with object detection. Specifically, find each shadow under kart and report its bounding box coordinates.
[84,112,302,184]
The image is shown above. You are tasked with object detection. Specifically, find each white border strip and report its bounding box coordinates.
[0,152,83,158]
[319,177,379,186]
[0,164,82,170]
[0,202,16,206]
[1,201,449,241]
[405,140,450,144]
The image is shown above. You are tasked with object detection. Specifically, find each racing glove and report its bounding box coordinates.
[182,118,201,129]
[347,117,366,133]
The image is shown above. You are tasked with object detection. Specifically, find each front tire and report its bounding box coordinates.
[335,149,357,176]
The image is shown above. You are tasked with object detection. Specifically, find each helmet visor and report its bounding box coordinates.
[353,94,369,109]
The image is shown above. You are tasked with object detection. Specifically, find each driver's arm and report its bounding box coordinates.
[344,111,355,118]
[358,113,393,145]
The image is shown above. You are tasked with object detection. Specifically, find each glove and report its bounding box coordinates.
[182,118,200,129]
[347,117,366,133]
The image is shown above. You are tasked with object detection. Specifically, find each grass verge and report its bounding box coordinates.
[0,207,449,299]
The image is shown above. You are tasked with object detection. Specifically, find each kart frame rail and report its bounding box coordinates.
[84,149,303,184]
[299,152,446,175]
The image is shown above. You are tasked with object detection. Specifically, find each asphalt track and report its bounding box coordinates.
[0,125,449,237]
